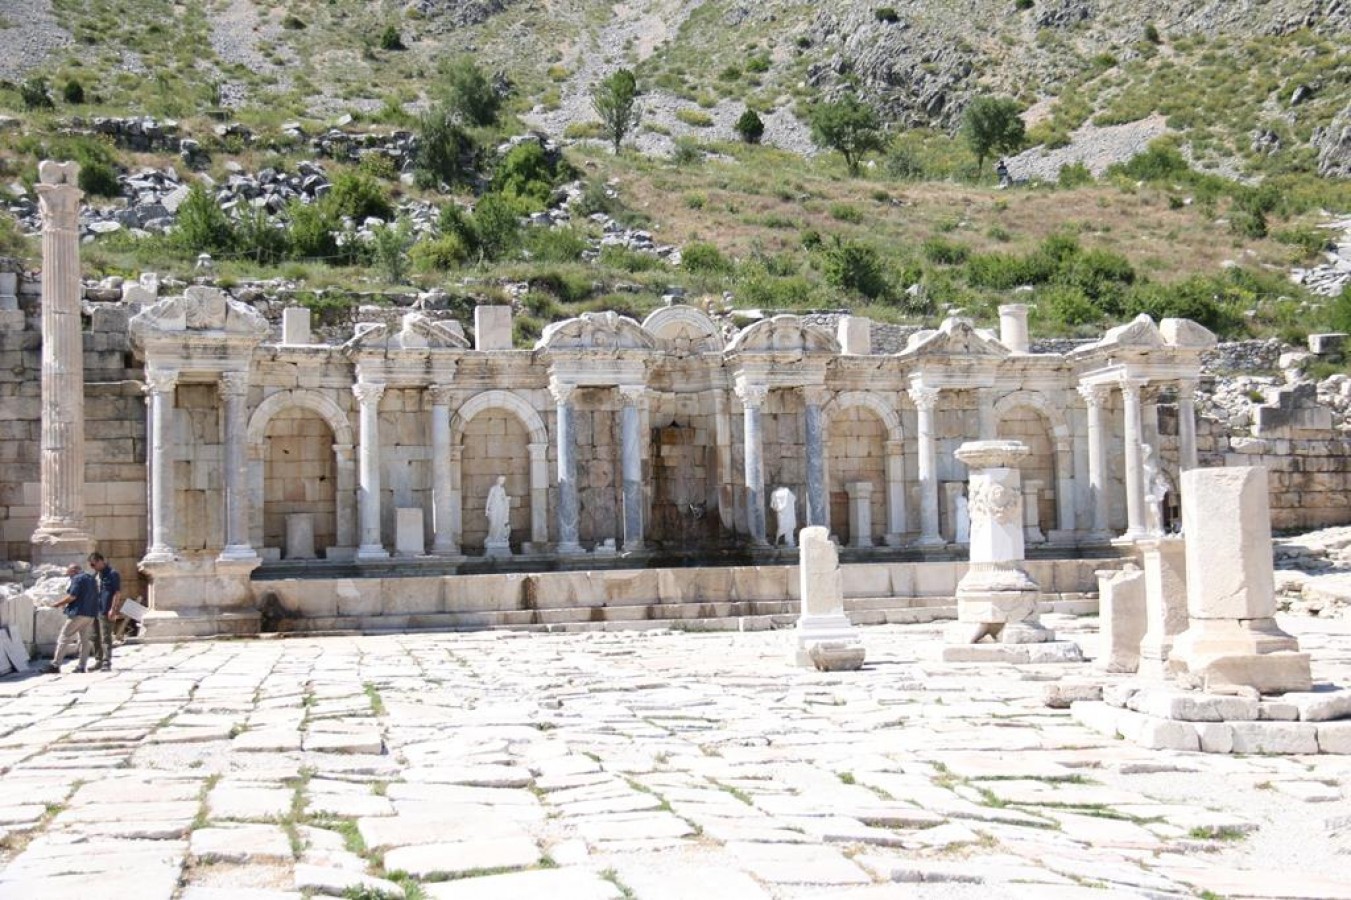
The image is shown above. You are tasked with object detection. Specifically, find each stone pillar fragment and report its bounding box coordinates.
[429,386,458,556]
[618,385,647,553]
[736,381,769,546]
[31,160,93,565]
[1171,467,1311,693]
[998,303,1030,353]
[1022,479,1045,544]
[143,368,178,564]
[1120,380,1148,541]
[845,481,873,548]
[803,386,827,529]
[909,385,944,547]
[551,380,583,554]
[792,525,864,669]
[1078,384,1111,541]
[282,307,311,345]
[1177,380,1198,472]
[1097,565,1145,673]
[1138,538,1188,679]
[883,440,906,547]
[217,370,259,564]
[353,382,389,560]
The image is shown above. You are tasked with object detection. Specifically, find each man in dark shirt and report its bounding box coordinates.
[42,564,101,674]
[89,552,122,672]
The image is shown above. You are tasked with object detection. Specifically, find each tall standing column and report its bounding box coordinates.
[1177,379,1198,472]
[1121,379,1147,541]
[976,387,997,440]
[883,439,907,547]
[802,386,828,529]
[143,368,179,563]
[217,370,258,562]
[31,160,93,565]
[909,385,944,547]
[429,385,458,555]
[353,382,389,560]
[1078,384,1110,541]
[551,380,583,554]
[735,381,769,546]
[618,385,647,553]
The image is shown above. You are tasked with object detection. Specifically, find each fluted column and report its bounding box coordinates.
[429,385,457,555]
[1078,384,1110,541]
[735,381,769,546]
[802,386,828,529]
[143,368,179,563]
[1177,379,1198,472]
[1121,379,1148,541]
[909,385,944,547]
[883,439,907,546]
[353,381,389,560]
[551,379,583,554]
[217,370,258,562]
[618,385,647,553]
[31,161,92,564]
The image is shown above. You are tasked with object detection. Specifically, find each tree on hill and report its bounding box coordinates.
[440,57,501,128]
[736,109,765,144]
[961,95,1027,174]
[808,96,884,175]
[591,69,642,154]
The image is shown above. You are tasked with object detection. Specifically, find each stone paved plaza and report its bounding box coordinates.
[3,616,1351,900]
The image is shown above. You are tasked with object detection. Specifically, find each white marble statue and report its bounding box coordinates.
[954,493,970,544]
[485,475,511,545]
[1142,445,1168,537]
[770,486,797,548]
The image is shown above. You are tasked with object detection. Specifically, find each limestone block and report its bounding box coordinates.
[1181,467,1275,621]
[1125,688,1259,722]
[1286,689,1351,722]
[1137,719,1201,752]
[1139,538,1188,677]
[285,513,316,560]
[837,315,871,355]
[1097,566,1145,673]
[1228,721,1319,754]
[1195,722,1234,753]
[282,307,312,344]
[1316,722,1351,754]
[395,508,424,557]
[794,526,864,667]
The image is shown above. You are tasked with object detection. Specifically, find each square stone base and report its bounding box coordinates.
[1172,619,1311,694]
[941,640,1083,664]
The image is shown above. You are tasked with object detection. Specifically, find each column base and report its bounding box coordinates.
[793,613,864,668]
[431,542,462,558]
[555,542,585,556]
[483,540,512,559]
[356,545,390,561]
[913,535,946,549]
[216,545,261,566]
[884,533,905,548]
[139,547,179,568]
[31,528,94,567]
[1113,530,1149,546]
[621,540,647,556]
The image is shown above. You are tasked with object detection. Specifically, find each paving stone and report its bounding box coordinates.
[1318,721,1351,754]
[293,864,404,898]
[610,862,774,900]
[724,840,872,885]
[402,764,533,787]
[358,813,533,851]
[1286,688,1351,722]
[381,836,541,879]
[179,889,303,900]
[207,785,293,821]
[574,811,698,842]
[422,868,622,900]
[1271,780,1342,802]
[191,823,294,863]
[1229,721,1320,755]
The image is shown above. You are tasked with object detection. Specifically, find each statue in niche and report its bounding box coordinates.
[485,475,511,554]
[1142,444,1168,537]
[955,492,971,544]
[770,486,798,548]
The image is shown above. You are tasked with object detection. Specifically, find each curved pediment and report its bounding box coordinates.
[727,315,839,354]
[1097,313,1166,350]
[344,312,469,352]
[536,311,656,351]
[899,316,1010,358]
[129,286,270,342]
[641,305,724,353]
[1160,317,1218,350]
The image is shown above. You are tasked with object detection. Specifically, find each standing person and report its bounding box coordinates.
[41,564,100,674]
[88,552,122,672]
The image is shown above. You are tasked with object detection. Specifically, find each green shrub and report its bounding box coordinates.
[528,270,594,303]
[1108,140,1193,182]
[494,141,556,211]
[1144,23,1161,44]
[965,252,1032,289]
[746,55,771,74]
[828,203,863,224]
[286,200,339,260]
[235,205,288,265]
[670,137,704,166]
[379,25,404,51]
[676,108,713,127]
[735,109,765,144]
[62,78,85,105]
[522,226,587,263]
[822,238,888,300]
[20,77,53,110]
[1014,0,1034,9]
[357,152,400,181]
[410,233,470,271]
[875,7,900,22]
[921,237,969,266]
[599,244,663,272]
[1041,284,1102,326]
[172,184,234,255]
[1273,224,1330,260]
[681,241,732,273]
[439,57,501,127]
[1060,248,1135,303]
[470,193,520,261]
[1124,277,1237,334]
[414,107,475,190]
[324,171,394,221]
[736,261,815,308]
[369,217,414,283]
[1057,161,1094,187]
[281,14,306,29]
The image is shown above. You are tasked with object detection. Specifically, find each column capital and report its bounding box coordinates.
[735,381,769,409]
[218,370,250,398]
[36,180,83,230]
[428,384,455,406]
[1119,378,1147,402]
[907,385,940,412]
[617,384,648,408]
[548,377,577,406]
[1077,383,1108,409]
[352,381,386,405]
[144,368,179,395]
[801,385,831,407]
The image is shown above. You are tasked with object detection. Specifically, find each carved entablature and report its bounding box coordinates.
[641,305,723,355]
[342,311,470,353]
[899,316,1010,359]
[536,311,656,352]
[130,286,270,370]
[726,315,839,354]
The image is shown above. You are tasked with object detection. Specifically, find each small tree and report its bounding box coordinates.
[369,217,414,283]
[379,25,405,51]
[20,77,53,110]
[591,69,642,154]
[441,57,501,127]
[808,96,885,176]
[173,184,234,255]
[413,106,475,190]
[735,109,765,144]
[62,78,85,105]
[961,95,1026,174]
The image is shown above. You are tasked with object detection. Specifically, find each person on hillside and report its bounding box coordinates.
[42,564,101,674]
[88,552,122,672]
[995,158,1011,188]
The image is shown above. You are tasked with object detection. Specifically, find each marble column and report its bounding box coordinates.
[803,386,828,529]
[1078,384,1110,540]
[550,380,583,554]
[618,385,647,553]
[1121,379,1147,541]
[845,481,873,548]
[527,442,549,548]
[31,161,93,565]
[353,382,389,560]
[883,439,906,547]
[217,370,258,563]
[1022,479,1045,544]
[333,444,356,553]
[976,387,997,440]
[143,368,179,563]
[735,381,769,546]
[429,385,458,555]
[1177,379,1198,472]
[909,385,944,547]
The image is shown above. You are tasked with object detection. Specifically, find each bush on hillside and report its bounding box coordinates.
[323,171,394,222]
[822,237,888,300]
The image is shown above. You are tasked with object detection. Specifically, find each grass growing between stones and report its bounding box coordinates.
[363,681,386,716]
[600,868,637,899]
[192,773,222,830]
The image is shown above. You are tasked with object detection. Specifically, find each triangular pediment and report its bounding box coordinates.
[129,285,269,342]
[537,311,655,351]
[899,316,1010,358]
[727,315,839,353]
[344,312,469,351]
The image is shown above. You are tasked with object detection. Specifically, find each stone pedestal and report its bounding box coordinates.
[999,303,1030,353]
[394,508,425,558]
[282,307,312,344]
[1022,479,1045,544]
[475,305,513,351]
[285,513,316,560]
[837,316,870,355]
[945,440,1065,653]
[792,526,864,669]
[1171,467,1311,693]
[845,481,873,549]
[1138,538,1188,679]
[1097,565,1145,673]
[0,271,20,332]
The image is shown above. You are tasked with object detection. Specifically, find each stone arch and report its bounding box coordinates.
[450,390,550,551]
[992,390,1076,537]
[821,392,906,545]
[246,389,356,557]
[641,305,723,353]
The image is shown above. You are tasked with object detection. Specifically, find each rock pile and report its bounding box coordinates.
[1274,525,1351,619]
[1290,216,1351,298]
